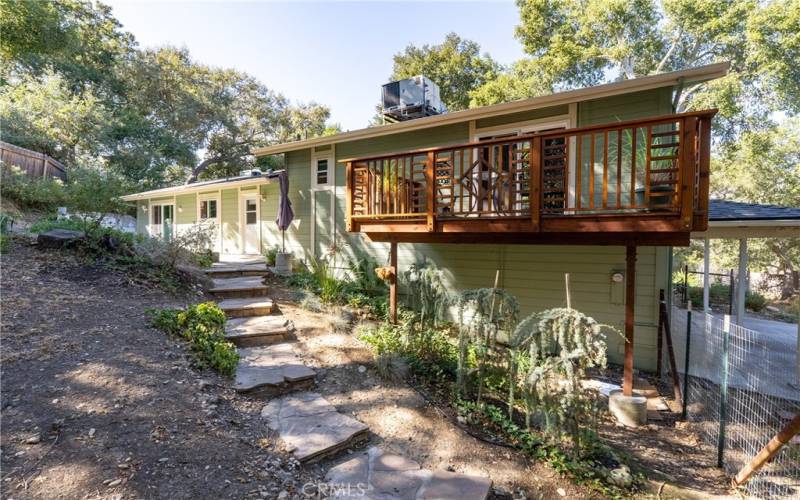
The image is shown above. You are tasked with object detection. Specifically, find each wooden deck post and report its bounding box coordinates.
[623,245,637,396]
[389,240,398,324]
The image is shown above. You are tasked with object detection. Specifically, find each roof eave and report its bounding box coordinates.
[252,61,730,157]
[121,176,270,202]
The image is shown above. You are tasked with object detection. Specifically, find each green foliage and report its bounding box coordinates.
[286,256,388,319]
[147,302,238,376]
[264,245,279,266]
[389,32,501,112]
[1,0,336,187]
[745,290,768,312]
[0,165,67,212]
[510,308,611,449]
[456,399,634,496]
[1,164,131,221]
[403,263,452,327]
[358,313,459,382]
[28,217,87,234]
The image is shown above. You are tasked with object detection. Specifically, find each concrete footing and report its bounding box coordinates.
[609,389,647,427]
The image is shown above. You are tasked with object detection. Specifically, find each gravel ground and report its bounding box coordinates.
[1,236,732,499]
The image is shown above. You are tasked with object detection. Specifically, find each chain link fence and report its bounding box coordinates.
[668,306,799,498]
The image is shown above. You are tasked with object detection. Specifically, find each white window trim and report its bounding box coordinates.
[197,192,221,253]
[148,199,175,239]
[310,147,336,259]
[197,193,220,222]
[472,114,572,141]
[311,153,334,189]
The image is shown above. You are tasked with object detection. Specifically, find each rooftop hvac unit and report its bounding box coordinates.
[238,168,262,177]
[381,76,447,123]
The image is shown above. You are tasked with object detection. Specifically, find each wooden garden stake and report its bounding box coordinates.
[565,273,572,309]
[732,414,800,487]
[477,270,501,405]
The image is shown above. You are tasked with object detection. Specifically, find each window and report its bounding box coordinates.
[200,199,217,220]
[245,199,257,225]
[312,156,333,188]
[152,205,162,225]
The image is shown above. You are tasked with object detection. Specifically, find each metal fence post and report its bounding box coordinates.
[682,301,692,420]
[728,269,735,316]
[717,314,731,467]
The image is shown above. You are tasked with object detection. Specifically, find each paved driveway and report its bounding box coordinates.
[671,309,799,402]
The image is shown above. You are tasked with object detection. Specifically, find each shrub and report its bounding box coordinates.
[0,164,67,211]
[286,255,388,318]
[148,302,238,376]
[265,245,279,266]
[29,217,88,233]
[745,291,767,312]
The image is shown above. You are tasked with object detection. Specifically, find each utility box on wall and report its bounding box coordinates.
[610,270,625,305]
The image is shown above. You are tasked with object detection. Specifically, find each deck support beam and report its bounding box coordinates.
[389,241,397,324]
[623,245,637,396]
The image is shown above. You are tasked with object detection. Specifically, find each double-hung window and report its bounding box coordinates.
[199,198,218,220]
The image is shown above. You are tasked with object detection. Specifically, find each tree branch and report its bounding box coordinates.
[656,29,683,73]
[184,156,236,185]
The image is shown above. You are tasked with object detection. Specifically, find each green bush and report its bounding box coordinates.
[0,165,67,211]
[29,217,88,233]
[264,245,279,266]
[286,255,388,319]
[147,302,238,376]
[745,291,768,312]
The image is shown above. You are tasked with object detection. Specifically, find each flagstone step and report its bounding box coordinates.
[226,316,290,347]
[235,345,315,397]
[325,446,492,500]
[261,392,370,463]
[210,276,268,299]
[205,262,268,278]
[218,297,276,318]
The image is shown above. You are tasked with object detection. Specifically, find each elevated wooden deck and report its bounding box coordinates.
[345,110,715,246]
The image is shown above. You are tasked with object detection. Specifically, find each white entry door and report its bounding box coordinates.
[241,193,260,254]
[150,203,174,241]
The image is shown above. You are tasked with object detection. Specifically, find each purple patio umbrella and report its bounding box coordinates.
[267,169,294,252]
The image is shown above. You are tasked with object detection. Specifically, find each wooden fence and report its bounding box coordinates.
[1,141,67,181]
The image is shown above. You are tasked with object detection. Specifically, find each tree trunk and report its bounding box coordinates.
[185,157,232,185]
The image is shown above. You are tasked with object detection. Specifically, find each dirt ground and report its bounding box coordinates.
[1,237,733,499]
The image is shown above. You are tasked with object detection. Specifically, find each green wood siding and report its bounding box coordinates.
[474,104,569,129]
[577,87,673,125]
[337,123,469,160]
[313,190,333,258]
[272,149,312,260]
[175,193,196,226]
[221,188,239,254]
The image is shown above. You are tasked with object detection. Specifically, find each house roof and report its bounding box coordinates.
[121,173,271,202]
[709,200,800,222]
[252,62,730,157]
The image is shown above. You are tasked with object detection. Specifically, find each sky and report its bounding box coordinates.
[104,1,526,131]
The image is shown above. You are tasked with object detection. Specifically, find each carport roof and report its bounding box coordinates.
[709,200,800,221]
[696,200,800,239]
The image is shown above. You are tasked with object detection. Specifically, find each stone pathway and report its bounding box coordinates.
[226,316,290,347]
[204,264,493,497]
[325,447,493,500]
[261,392,371,463]
[235,344,316,397]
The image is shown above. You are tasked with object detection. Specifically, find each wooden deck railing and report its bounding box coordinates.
[346,110,714,235]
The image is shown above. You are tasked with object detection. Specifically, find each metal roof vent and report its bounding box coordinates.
[381,76,447,123]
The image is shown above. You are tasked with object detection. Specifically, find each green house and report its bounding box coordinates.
[123,62,727,381]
